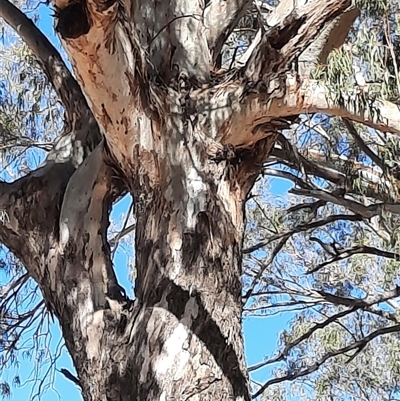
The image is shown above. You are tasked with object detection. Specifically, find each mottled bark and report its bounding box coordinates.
[64,112,275,400]
[1,0,400,400]
[1,121,272,401]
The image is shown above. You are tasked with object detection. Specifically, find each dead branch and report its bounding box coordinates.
[243,214,362,254]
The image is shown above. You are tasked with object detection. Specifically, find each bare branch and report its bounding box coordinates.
[262,168,312,189]
[0,272,30,305]
[59,368,82,389]
[270,140,400,204]
[290,188,400,217]
[342,118,384,168]
[243,214,362,254]
[367,308,400,324]
[248,307,357,372]
[252,323,400,399]
[109,223,136,249]
[110,200,135,253]
[315,287,400,309]
[244,234,290,302]
[307,245,400,274]
[286,200,327,215]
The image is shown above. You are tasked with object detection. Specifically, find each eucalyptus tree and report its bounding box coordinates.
[0,0,399,400]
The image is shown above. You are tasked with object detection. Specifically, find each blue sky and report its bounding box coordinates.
[0,5,296,400]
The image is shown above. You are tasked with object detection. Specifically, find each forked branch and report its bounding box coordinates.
[244,0,352,79]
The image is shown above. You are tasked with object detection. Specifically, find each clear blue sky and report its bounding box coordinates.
[0,5,295,400]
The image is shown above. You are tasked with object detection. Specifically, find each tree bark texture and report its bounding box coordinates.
[1,0,400,400]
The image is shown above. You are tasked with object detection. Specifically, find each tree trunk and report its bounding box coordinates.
[5,0,398,399]
[56,113,275,400]
[0,114,272,400]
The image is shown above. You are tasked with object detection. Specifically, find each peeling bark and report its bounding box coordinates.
[1,0,400,400]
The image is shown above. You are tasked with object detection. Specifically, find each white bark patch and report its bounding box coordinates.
[138,116,155,151]
[154,323,190,378]
[59,145,104,249]
[51,135,73,161]
[114,23,136,78]
[65,284,101,359]
[186,167,207,229]
[87,310,104,360]
[168,227,182,281]
[59,221,70,250]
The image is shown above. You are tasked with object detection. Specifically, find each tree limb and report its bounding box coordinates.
[248,306,357,373]
[244,234,290,302]
[252,323,400,398]
[270,140,400,204]
[290,188,400,218]
[342,118,384,168]
[315,287,400,309]
[59,368,82,389]
[0,0,91,123]
[307,245,400,274]
[225,79,400,151]
[244,0,351,79]
[243,214,362,254]
[297,8,359,76]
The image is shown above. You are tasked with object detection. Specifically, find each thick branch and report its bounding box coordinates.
[297,8,359,76]
[245,0,351,79]
[270,136,348,186]
[59,144,125,308]
[0,0,90,122]
[270,139,400,207]
[0,122,104,284]
[342,118,384,168]
[0,166,70,282]
[226,78,400,150]
[290,188,400,217]
[307,245,400,274]
[299,81,400,134]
